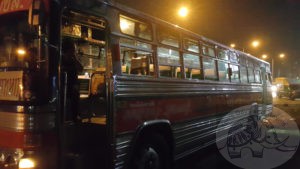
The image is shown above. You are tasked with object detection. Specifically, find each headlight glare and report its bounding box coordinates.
[19,158,36,169]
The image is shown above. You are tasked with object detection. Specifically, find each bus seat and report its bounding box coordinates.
[205,69,215,76]
[191,69,201,79]
[159,65,171,77]
[122,65,129,74]
[149,64,154,73]
[175,67,181,77]
[78,77,90,98]
[218,71,227,80]
[90,73,105,95]
[204,69,217,80]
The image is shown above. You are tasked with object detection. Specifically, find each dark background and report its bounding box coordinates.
[116,0,300,78]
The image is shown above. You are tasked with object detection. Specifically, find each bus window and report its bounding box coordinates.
[230,64,240,83]
[158,29,179,48]
[184,38,199,53]
[120,38,152,50]
[217,61,229,82]
[77,42,106,72]
[121,47,153,76]
[201,44,215,57]
[239,54,247,65]
[183,53,202,79]
[0,17,38,70]
[229,51,238,63]
[120,15,152,40]
[248,68,255,83]
[240,66,248,83]
[157,47,180,78]
[203,57,217,80]
[217,48,229,60]
[254,70,261,83]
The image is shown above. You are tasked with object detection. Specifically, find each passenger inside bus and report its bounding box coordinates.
[61,38,83,122]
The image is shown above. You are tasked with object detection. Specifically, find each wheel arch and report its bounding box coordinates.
[127,119,175,168]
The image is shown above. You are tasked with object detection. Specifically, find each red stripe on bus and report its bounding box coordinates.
[0,130,26,148]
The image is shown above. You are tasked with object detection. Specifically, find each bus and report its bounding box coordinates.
[0,0,272,168]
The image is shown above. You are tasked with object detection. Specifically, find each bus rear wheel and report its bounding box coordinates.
[132,134,171,169]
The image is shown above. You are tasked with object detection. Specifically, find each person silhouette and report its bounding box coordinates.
[61,38,83,122]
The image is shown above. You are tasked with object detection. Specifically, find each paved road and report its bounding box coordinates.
[175,98,300,169]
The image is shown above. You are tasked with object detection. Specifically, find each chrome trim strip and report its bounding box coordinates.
[115,134,133,169]
[115,76,263,97]
[172,104,272,160]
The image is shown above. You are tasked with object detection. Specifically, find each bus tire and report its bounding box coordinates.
[131,133,171,169]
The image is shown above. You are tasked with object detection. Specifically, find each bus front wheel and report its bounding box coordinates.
[132,133,171,169]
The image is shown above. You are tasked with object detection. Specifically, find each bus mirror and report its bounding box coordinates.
[28,0,41,26]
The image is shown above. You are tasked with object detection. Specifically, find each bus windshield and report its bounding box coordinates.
[0,12,38,70]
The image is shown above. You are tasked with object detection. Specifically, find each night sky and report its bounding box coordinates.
[116,0,300,78]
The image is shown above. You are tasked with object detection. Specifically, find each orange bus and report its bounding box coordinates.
[0,0,272,168]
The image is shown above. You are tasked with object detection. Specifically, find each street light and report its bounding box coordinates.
[230,40,261,53]
[261,53,286,77]
[251,40,260,48]
[262,54,268,59]
[178,6,189,18]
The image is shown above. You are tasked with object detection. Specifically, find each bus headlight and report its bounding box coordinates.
[16,48,27,56]
[19,158,36,169]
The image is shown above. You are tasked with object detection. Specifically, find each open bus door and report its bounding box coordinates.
[261,66,272,105]
[59,10,109,169]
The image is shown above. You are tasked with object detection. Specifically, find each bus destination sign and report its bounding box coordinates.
[0,71,23,101]
[0,0,32,15]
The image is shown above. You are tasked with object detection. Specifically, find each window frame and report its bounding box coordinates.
[202,56,218,81]
[217,60,230,82]
[120,38,154,77]
[157,46,181,78]
[119,14,153,41]
[157,27,180,48]
[201,42,216,58]
[229,64,240,83]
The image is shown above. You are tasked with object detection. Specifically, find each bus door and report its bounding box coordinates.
[261,66,271,104]
[60,10,109,169]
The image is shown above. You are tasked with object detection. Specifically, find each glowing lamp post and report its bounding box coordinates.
[230,43,236,48]
[178,6,189,18]
[261,53,286,77]
[251,40,260,48]
[262,54,268,59]
[230,40,261,53]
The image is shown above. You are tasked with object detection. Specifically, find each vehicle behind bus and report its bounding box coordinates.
[274,77,300,100]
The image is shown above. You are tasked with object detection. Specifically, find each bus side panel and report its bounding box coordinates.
[113,76,263,167]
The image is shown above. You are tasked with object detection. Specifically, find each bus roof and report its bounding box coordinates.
[69,0,269,67]
[110,1,269,65]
